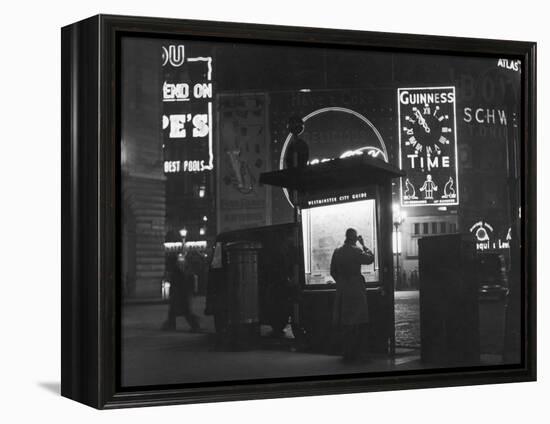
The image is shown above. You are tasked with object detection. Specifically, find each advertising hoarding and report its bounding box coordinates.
[398,86,459,207]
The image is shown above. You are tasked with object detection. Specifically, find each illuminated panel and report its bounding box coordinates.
[162,44,214,173]
[302,199,378,285]
[185,240,207,248]
[469,221,511,251]
[397,86,459,207]
[163,242,183,251]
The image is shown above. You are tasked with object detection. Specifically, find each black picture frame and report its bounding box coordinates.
[61,14,536,409]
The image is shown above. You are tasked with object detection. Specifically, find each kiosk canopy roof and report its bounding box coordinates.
[260,155,405,192]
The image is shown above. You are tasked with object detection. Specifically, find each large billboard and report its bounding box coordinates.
[398,86,459,207]
[161,44,214,174]
[216,93,271,232]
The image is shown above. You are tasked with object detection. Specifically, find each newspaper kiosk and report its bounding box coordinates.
[260,154,404,355]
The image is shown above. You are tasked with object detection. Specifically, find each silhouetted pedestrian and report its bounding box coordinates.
[330,228,374,362]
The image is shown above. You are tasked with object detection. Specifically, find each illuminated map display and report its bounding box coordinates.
[302,199,378,285]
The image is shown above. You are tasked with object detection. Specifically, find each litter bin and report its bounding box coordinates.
[226,241,262,349]
[419,234,480,366]
[477,252,509,357]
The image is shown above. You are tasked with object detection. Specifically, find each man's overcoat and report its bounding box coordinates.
[330,243,374,326]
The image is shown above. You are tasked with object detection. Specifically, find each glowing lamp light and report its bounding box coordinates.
[392,204,407,224]
[163,241,183,250]
[185,241,207,248]
[161,280,171,300]
[199,227,206,236]
[198,186,206,198]
[392,203,400,214]
[392,231,402,254]
[179,228,188,238]
[202,215,208,222]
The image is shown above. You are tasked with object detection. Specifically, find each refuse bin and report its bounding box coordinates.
[477,252,509,357]
[226,241,262,349]
[419,234,480,366]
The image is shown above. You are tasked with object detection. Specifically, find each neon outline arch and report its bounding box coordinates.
[278,107,389,207]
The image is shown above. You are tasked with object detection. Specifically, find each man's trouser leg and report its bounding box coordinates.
[342,325,360,360]
[182,297,200,331]
[357,323,370,360]
[162,303,177,330]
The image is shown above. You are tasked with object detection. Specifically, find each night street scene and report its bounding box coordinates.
[120,36,522,388]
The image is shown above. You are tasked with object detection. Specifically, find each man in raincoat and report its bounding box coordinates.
[330,228,375,362]
[162,248,200,332]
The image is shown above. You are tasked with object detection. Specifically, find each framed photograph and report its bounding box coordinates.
[61,14,536,409]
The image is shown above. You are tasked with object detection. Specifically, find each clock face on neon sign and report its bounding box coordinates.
[403,104,453,158]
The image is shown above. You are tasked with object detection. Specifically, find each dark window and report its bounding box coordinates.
[414,223,420,235]
[432,222,438,234]
[440,222,447,233]
[423,223,429,234]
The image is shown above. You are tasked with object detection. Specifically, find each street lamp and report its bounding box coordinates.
[392,204,407,289]
[198,185,206,198]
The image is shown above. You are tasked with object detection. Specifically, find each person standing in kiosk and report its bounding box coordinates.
[330,228,375,363]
